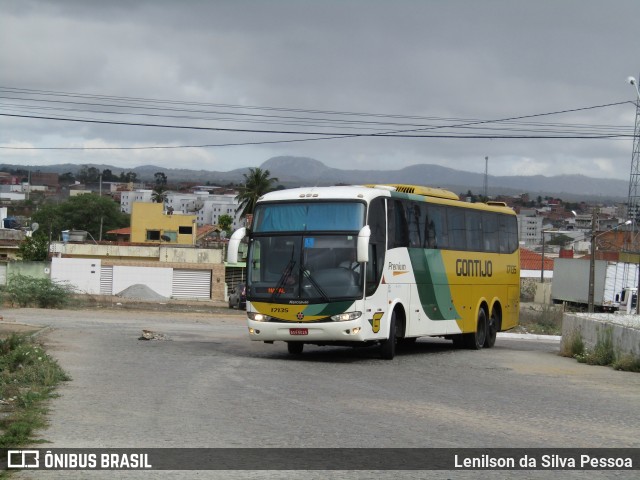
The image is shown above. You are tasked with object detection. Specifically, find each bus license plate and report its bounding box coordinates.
[290,328,308,335]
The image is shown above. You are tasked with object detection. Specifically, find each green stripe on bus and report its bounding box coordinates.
[408,248,459,320]
[303,301,354,316]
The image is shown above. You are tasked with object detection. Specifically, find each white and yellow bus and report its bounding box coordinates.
[227,184,520,359]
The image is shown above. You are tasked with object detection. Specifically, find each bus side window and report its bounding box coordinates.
[426,204,447,249]
[482,212,499,253]
[366,197,386,297]
[388,199,409,248]
[465,210,483,251]
[507,216,519,253]
[498,214,518,253]
[406,202,423,247]
[448,207,466,251]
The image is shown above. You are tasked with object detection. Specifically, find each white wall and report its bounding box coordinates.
[112,266,173,298]
[51,257,102,294]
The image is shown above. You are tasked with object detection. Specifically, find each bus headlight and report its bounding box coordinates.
[248,312,271,322]
[330,311,362,322]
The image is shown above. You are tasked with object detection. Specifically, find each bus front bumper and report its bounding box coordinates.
[247,318,369,342]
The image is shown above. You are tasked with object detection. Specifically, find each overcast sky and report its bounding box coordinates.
[1,0,639,182]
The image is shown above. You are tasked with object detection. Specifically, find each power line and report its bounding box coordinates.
[0,85,636,150]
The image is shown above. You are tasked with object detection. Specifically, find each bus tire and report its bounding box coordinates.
[287,342,304,355]
[484,309,499,348]
[380,312,397,360]
[464,308,487,350]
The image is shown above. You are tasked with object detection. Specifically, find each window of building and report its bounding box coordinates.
[146,230,161,241]
[162,231,177,242]
[179,226,193,235]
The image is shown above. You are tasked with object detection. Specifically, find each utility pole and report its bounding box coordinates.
[625,74,640,241]
[484,156,489,200]
[588,208,598,313]
[625,74,640,313]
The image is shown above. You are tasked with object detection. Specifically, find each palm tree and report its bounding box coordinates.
[151,186,168,204]
[235,168,279,218]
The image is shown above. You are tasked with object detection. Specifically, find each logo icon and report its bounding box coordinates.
[296,312,305,321]
[369,312,383,333]
[8,450,40,469]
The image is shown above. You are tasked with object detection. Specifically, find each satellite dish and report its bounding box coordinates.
[31,222,39,233]
[160,235,171,242]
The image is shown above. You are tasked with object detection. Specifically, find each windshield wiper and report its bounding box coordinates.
[300,265,330,302]
[270,248,296,301]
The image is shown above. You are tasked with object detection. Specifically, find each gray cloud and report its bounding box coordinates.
[1,0,639,181]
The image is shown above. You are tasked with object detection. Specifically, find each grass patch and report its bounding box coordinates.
[517,304,563,335]
[1,274,77,309]
[560,328,584,358]
[0,333,70,448]
[613,354,640,372]
[561,326,640,372]
[576,328,615,366]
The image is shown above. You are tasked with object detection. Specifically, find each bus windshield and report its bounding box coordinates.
[248,234,363,304]
[252,202,365,232]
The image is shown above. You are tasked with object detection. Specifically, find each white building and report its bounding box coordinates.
[121,189,243,228]
[120,190,153,214]
[195,194,243,230]
[517,215,542,245]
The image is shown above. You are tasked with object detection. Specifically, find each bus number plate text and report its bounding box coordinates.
[290,328,308,336]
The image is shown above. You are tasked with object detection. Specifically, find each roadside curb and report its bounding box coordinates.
[498,332,561,342]
[0,321,52,338]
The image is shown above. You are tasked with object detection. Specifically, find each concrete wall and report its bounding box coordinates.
[534,282,552,304]
[51,242,160,259]
[50,243,223,264]
[7,261,51,280]
[161,246,222,264]
[561,313,640,358]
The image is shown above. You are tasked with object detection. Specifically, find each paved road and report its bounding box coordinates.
[2,306,639,479]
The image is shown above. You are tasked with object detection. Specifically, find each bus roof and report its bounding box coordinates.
[257,185,515,214]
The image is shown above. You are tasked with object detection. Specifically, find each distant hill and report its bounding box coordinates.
[1,156,629,201]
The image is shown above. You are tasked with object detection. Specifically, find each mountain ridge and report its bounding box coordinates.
[1,156,629,201]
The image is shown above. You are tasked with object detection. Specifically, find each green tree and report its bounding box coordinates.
[119,171,138,183]
[235,168,279,217]
[77,165,101,184]
[17,234,49,261]
[154,172,168,188]
[59,172,76,185]
[101,169,119,182]
[31,194,129,241]
[151,186,168,204]
[218,214,234,236]
[548,234,573,247]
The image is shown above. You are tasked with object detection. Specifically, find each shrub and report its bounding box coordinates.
[560,329,584,358]
[4,274,76,309]
[0,334,70,448]
[584,328,615,366]
[520,304,563,335]
[613,354,640,373]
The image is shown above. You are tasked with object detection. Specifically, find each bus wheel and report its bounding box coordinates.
[380,312,397,360]
[484,309,499,348]
[287,342,304,355]
[464,308,487,350]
